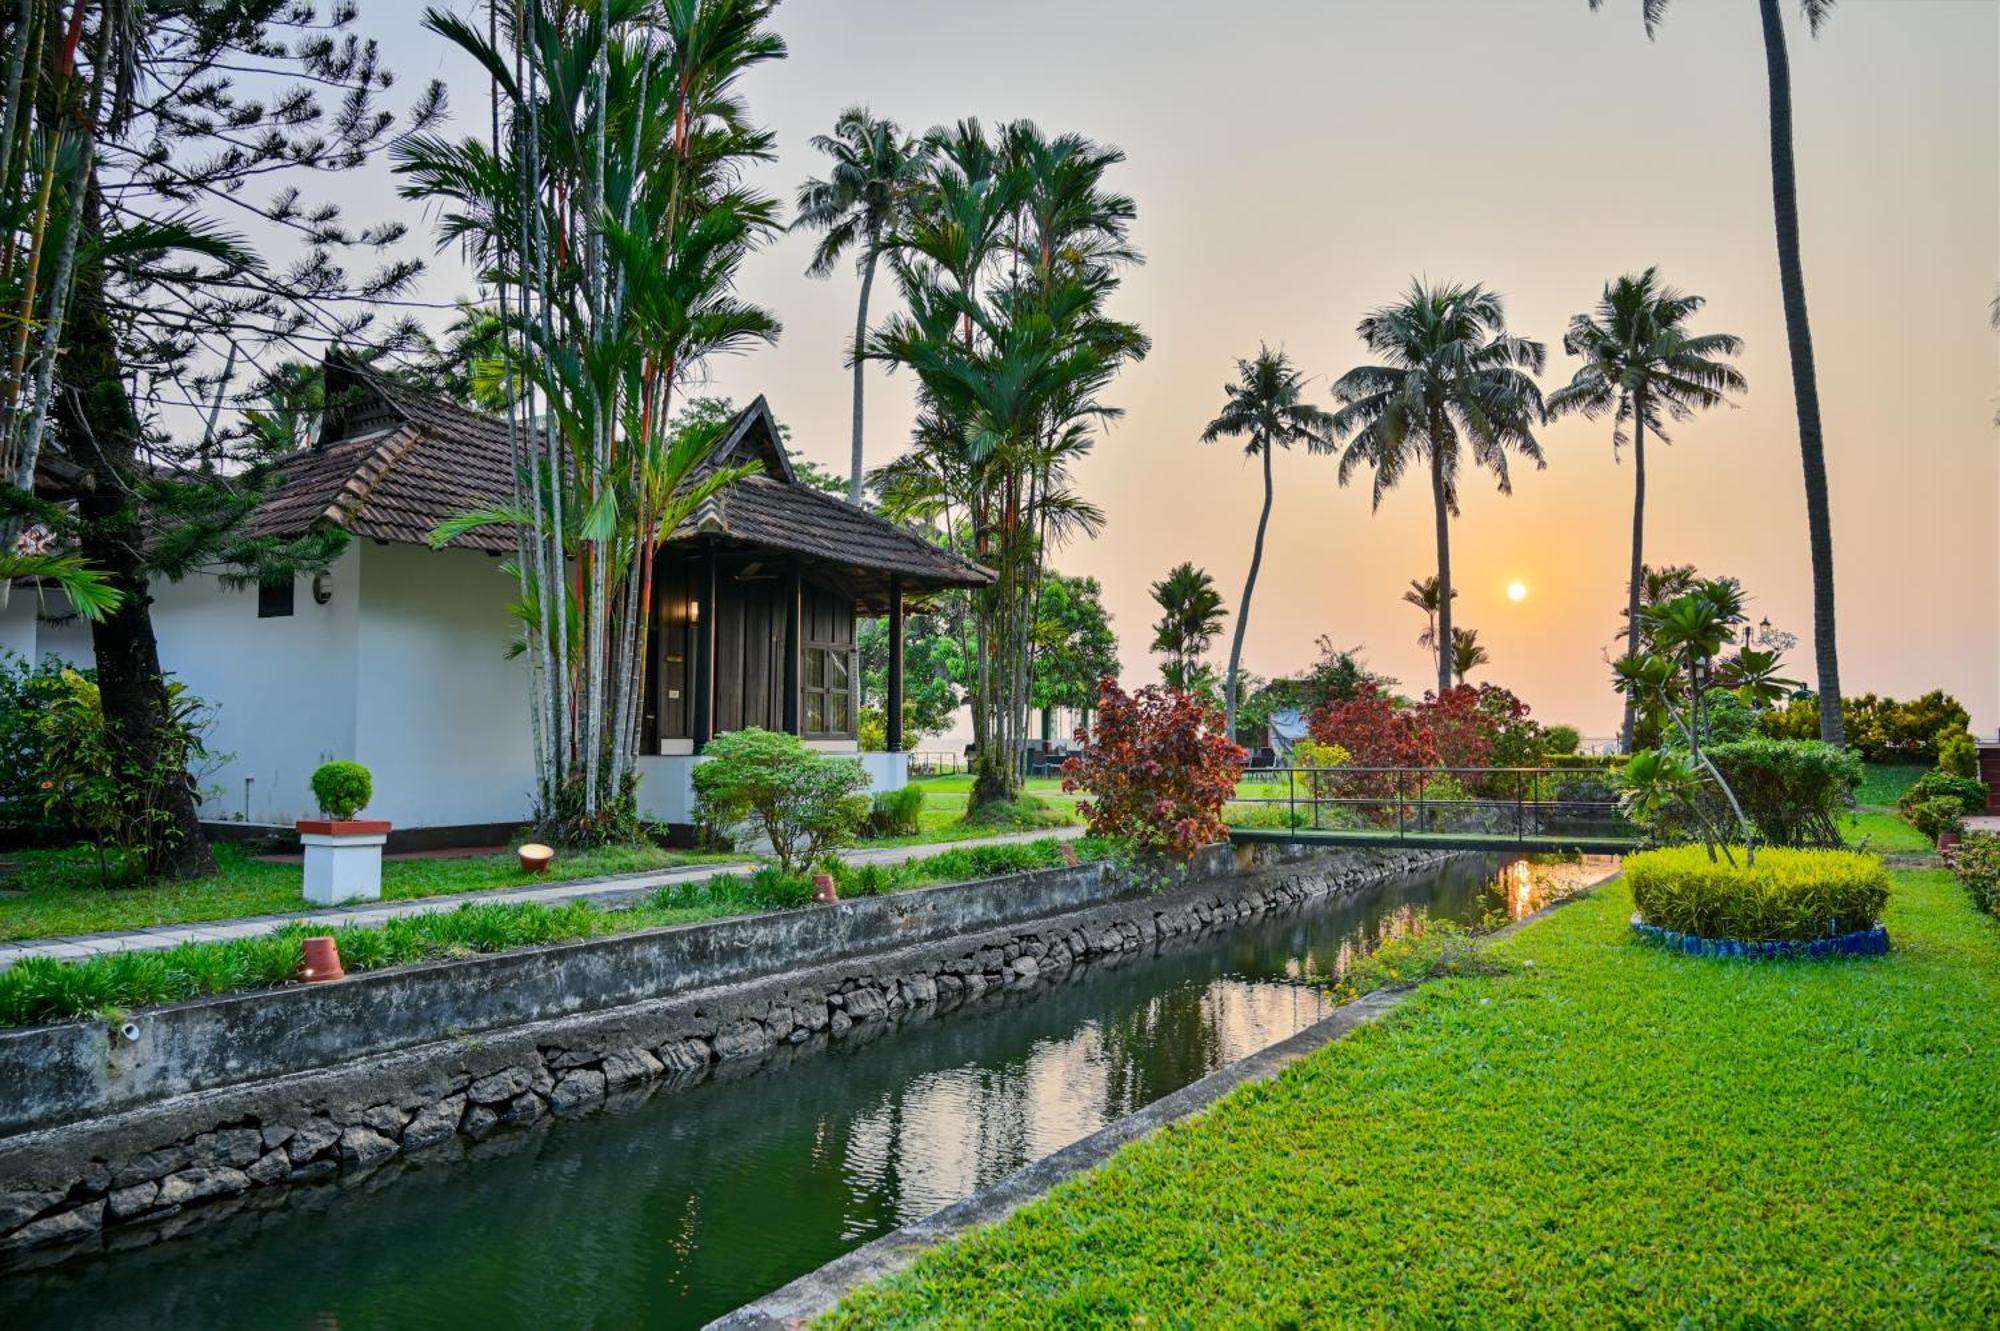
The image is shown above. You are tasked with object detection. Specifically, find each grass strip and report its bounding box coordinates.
[0,842,737,943]
[0,837,1120,1029]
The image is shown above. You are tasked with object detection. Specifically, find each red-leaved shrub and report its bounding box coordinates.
[1063,678,1246,860]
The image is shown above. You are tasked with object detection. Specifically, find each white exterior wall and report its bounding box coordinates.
[153,546,363,825]
[353,542,534,827]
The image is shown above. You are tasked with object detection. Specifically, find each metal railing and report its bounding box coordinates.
[1229,765,1637,847]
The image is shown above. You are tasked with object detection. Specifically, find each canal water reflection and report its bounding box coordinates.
[4,853,1612,1330]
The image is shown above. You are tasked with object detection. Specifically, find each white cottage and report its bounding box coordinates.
[0,359,991,845]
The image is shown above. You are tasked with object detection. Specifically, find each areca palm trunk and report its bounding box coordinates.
[1621,404,1647,753]
[1759,0,1844,748]
[1428,440,1454,697]
[1223,438,1272,743]
[848,243,878,505]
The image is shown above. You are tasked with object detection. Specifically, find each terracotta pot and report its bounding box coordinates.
[299,935,346,983]
[813,872,839,903]
[518,843,555,874]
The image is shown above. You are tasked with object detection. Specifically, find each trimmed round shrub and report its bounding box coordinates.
[1899,771,1989,818]
[1626,846,1890,943]
[310,761,373,820]
[1908,797,1965,845]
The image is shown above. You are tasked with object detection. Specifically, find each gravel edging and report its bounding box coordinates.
[709,861,1623,1329]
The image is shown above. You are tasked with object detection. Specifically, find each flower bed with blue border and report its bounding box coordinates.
[1630,914,1889,959]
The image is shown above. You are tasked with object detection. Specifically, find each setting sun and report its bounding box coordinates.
[1507,580,1529,602]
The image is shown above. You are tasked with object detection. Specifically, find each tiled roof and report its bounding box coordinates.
[674,473,994,588]
[248,360,994,591]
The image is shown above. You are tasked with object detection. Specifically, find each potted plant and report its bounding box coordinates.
[298,761,389,905]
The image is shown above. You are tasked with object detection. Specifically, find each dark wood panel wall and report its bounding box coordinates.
[646,548,860,750]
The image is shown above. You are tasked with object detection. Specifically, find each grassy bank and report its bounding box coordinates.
[0,842,740,943]
[0,837,1117,1028]
[823,867,2000,1327]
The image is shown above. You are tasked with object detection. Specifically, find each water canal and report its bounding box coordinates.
[4,853,1612,1329]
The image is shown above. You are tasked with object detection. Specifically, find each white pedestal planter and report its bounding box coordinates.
[297,820,391,905]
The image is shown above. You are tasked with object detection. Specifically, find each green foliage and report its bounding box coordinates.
[1150,562,1225,693]
[1544,752,1626,771]
[1626,846,1890,942]
[34,669,216,884]
[1540,724,1581,756]
[309,762,373,821]
[1908,798,1966,845]
[1763,691,1971,764]
[1899,771,1990,818]
[1033,573,1120,714]
[869,786,926,838]
[0,654,89,843]
[1704,739,1863,849]
[544,769,644,849]
[691,728,871,874]
[1937,729,1979,780]
[1952,835,2000,914]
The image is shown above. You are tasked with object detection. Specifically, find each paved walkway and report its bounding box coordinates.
[0,826,1085,970]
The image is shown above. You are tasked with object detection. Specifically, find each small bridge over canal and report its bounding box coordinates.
[1225,765,1642,856]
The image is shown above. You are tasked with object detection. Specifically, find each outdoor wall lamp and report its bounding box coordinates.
[312,573,333,605]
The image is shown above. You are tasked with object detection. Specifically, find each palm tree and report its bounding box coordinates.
[1450,626,1489,686]
[793,109,927,505]
[1199,347,1333,741]
[1548,268,1745,752]
[1588,0,1845,746]
[1330,280,1547,696]
[1150,562,1226,692]
[1401,574,1457,650]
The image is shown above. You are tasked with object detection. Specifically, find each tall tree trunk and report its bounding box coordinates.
[1759,0,1844,748]
[55,178,216,879]
[1224,440,1273,743]
[847,246,878,506]
[1621,410,1647,753]
[1429,446,1453,697]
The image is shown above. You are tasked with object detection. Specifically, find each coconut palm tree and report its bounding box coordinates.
[793,109,927,505]
[1401,574,1457,650]
[1150,561,1225,692]
[1450,625,1489,686]
[1588,0,1846,746]
[1330,281,1547,695]
[1200,347,1334,741]
[1548,268,1745,752]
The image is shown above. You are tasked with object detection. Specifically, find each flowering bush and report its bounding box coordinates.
[1064,678,1245,860]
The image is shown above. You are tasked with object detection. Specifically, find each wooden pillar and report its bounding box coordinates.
[692,554,717,750]
[887,574,906,753]
[782,558,802,734]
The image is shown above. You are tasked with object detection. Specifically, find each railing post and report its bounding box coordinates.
[1288,767,1297,839]
[1516,769,1524,842]
[1397,769,1406,841]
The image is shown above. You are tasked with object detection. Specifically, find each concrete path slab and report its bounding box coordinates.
[0,826,1085,971]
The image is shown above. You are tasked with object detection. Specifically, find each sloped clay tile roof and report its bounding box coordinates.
[248,360,994,590]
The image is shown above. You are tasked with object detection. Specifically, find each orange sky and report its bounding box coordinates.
[384,1,1999,737]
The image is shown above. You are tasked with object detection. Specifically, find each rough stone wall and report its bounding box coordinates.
[0,846,1445,1263]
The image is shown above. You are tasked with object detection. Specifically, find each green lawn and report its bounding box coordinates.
[0,842,739,943]
[823,867,2000,1327]
[1857,762,1930,808]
